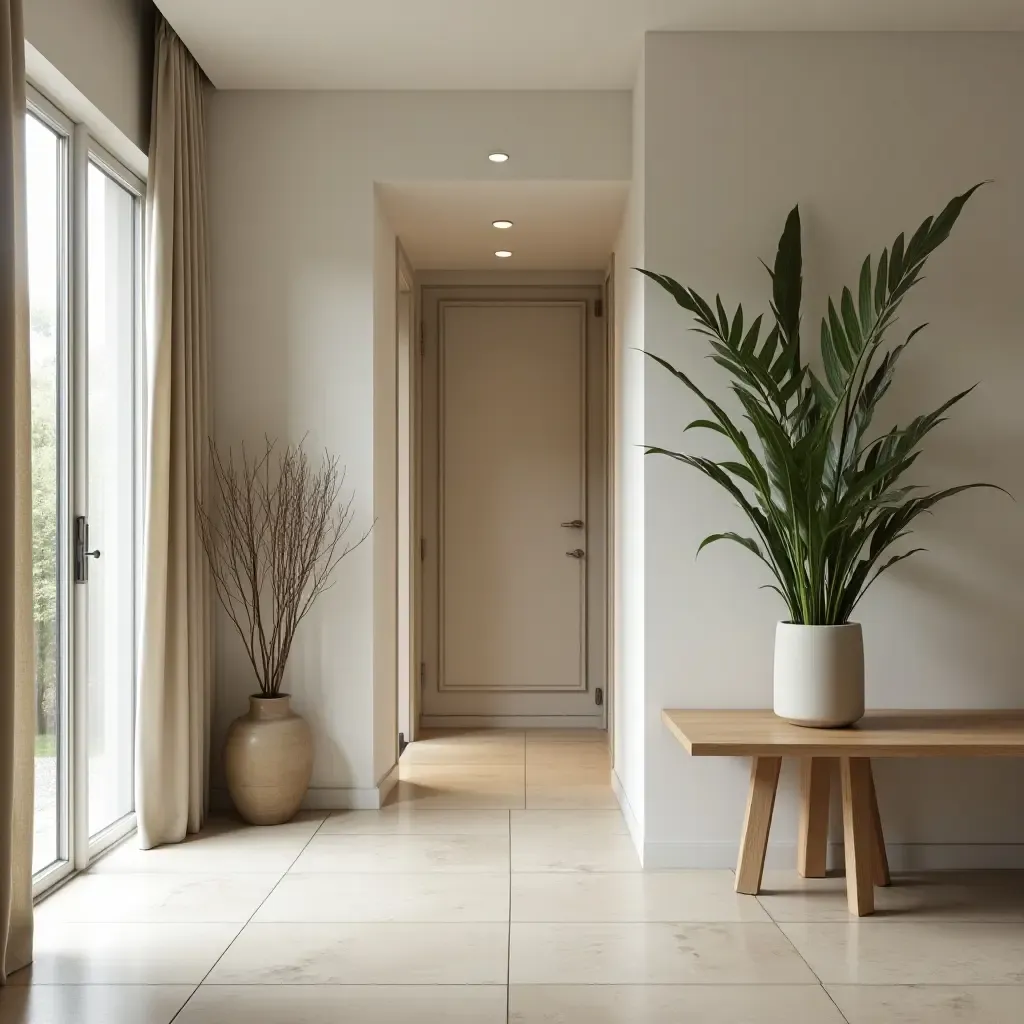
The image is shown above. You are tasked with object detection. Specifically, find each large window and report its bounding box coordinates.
[27,105,69,880]
[27,90,145,893]
[86,161,140,839]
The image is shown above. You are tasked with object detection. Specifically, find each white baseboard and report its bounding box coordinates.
[642,840,1024,871]
[420,715,604,730]
[377,762,400,806]
[610,769,645,865]
[211,765,401,815]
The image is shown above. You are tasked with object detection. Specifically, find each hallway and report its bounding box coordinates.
[5,730,1024,1022]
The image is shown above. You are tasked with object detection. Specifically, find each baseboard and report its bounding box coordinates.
[610,769,645,865]
[420,715,604,729]
[377,762,400,806]
[642,840,1024,871]
[211,767,400,814]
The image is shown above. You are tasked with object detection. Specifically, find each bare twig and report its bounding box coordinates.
[196,437,371,696]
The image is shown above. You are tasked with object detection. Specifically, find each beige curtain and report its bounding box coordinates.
[0,0,35,985]
[136,18,212,850]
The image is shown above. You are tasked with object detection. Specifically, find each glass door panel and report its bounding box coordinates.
[26,112,69,877]
[85,161,137,839]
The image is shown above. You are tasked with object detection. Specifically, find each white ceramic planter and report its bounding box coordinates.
[773,622,865,728]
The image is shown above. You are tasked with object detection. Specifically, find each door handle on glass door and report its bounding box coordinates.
[566,549,585,559]
[560,520,584,529]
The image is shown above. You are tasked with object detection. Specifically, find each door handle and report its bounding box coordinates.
[560,520,584,529]
[566,548,585,559]
[74,515,100,583]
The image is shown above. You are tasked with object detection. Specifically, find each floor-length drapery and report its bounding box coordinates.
[0,0,36,983]
[136,18,212,849]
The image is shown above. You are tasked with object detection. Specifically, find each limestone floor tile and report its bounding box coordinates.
[525,782,619,810]
[392,764,525,809]
[827,985,1024,1023]
[207,922,509,985]
[512,829,640,872]
[525,729,607,744]
[253,872,510,922]
[511,810,628,836]
[319,808,510,835]
[0,985,194,1024]
[513,871,771,923]
[509,922,817,985]
[509,984,847,1023]
[14,923,241,985]
[781,922,1024,984]
[759,869,1024,923]
[90,816,325,874]
[527,764,612,786]
[402,730,525,765]
[525,743,611,770]
[176,985,508,1024]
[36,872,281,923]
[288,833,509,873]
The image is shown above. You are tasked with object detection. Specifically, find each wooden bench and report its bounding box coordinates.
[662,709,1024,916]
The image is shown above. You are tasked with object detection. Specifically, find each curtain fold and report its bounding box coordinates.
[136,18,212,850]
[0,0,35,984]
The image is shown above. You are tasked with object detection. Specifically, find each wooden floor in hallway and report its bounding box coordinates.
[6,729,1024,1022]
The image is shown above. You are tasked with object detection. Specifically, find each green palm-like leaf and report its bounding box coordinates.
[640,184,1001,624]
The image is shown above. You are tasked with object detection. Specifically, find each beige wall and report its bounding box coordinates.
[641,32,1024,868]
[207,90,632,802]
[25,0,155,152]
[611,60,647,849]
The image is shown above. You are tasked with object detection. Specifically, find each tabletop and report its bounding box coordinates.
[662,709,1024,758]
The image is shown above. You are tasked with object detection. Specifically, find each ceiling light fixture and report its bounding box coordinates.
[488,152,509,163]
[495,250,512,258]
[492,220,513,229]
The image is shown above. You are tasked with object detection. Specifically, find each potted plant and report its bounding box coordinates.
[641,185,1001,728]
[197,438,368,823]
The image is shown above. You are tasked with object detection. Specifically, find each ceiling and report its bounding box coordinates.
[376,182,627,270]
[155,0,1024,90]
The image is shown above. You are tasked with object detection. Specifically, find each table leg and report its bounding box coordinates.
[797,757,831,878]
[840,756,876,916]
[867,761,891,887]
[735,756,782,895]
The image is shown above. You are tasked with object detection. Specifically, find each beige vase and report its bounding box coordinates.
[224,694,314,825]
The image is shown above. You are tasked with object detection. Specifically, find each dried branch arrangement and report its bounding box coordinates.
[196,437,369,697]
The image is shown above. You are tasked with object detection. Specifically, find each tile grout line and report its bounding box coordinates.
[166,814,332,1023]
[757,892,853,1024]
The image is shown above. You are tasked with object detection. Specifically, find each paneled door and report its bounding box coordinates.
[423,299,602,724]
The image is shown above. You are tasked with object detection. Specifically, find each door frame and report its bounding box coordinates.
[395,243,420,746]
[418,283,609,730]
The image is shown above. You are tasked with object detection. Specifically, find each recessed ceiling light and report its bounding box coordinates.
[488,152,509,163]
[492,220,513,229]
[495,250,512,258]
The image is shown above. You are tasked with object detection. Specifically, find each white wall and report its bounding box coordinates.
[207,90,631,801]
[641,32,1024,868]
[611,64,646,852]
[25,0,155,152]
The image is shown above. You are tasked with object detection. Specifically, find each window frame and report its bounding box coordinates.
[26,83,147,898]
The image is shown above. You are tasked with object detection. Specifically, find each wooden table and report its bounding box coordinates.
[662,709,1024,916]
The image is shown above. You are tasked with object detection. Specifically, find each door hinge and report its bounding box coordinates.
[594,687,604,707]
[594,298,604,318]
[420,662,426,690]
[420,537,426,561]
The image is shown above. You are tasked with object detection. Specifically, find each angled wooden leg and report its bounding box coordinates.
[840,756,876,916]
[735,756,782,895]
[867,761,890,887]
[797,757,831,878]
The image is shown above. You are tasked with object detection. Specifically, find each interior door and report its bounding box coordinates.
[424,300,599,723]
